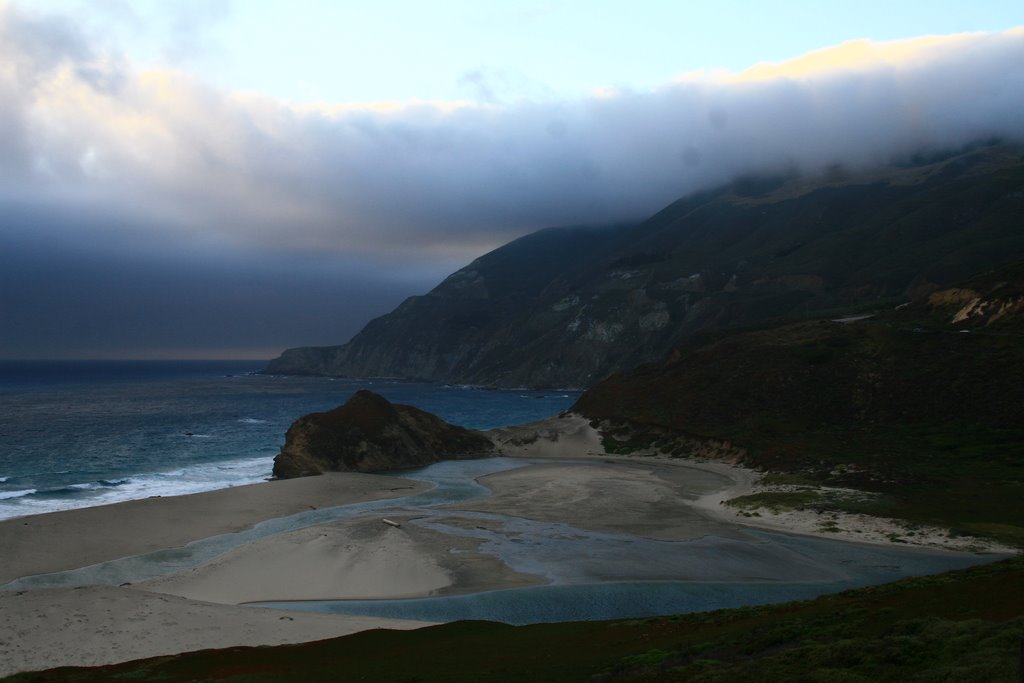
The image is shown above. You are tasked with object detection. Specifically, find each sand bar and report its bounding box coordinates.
[139,453,1000,609]
[142,514,541,604]
[0,472,427,585]
[138,455,745,606]
[0,585,434,678]
[456,459,739,541]
[494,414,1018,554]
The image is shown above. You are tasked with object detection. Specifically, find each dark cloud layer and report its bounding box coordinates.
[0,202,426,358]
[1,2,1022,358]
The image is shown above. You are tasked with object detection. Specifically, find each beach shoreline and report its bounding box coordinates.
[0,472,429,585]
[1,415,1015,676]
[0,472,441,677]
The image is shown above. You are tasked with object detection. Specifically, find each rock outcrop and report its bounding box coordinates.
[266,143,1024,388]
[272,390,494,478]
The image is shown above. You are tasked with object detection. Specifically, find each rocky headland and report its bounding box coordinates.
[272,389,494,478]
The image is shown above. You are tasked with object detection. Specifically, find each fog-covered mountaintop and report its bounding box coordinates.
[267,143,1024,387]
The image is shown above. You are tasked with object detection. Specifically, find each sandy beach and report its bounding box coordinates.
[1,414,1013,676]
[0,472,427,584]
[494,415,1019,554]
[0,585,434,677]
[0,472,435,677]
[141,513,542,605]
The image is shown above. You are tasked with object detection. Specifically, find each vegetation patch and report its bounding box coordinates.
[725,487,883,516]
[726,490,824,512]
[759,471,823,486]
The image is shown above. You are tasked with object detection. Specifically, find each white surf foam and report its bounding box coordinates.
[0,489,36,500]
[0,456,272,521]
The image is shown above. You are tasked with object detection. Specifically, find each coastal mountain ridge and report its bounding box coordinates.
[267,142,1024,388]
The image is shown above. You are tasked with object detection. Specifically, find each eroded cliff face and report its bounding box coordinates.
[272,390,494,478]
[267,144,1024,388]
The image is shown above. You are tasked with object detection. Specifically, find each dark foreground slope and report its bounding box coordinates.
[268,143,1024,387]
[575,261,1024,545]
[10,556,1022,682]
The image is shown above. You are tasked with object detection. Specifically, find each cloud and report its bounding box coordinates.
[0,199,431,358]
[1,3,1023,357]
[2,5,1023,262]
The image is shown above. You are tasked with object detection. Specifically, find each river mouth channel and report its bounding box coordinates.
[5,457,1004,623]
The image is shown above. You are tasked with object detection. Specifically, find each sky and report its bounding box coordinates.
[1,1,1023,360]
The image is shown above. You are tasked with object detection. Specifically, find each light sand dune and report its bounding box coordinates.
[0,585,434,678]
[0,472,427,584]
[142,515,540,604]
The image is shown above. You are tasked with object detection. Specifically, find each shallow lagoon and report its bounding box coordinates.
[253,521,995,625]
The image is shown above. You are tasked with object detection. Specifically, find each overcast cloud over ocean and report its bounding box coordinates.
[1,1,1022,358]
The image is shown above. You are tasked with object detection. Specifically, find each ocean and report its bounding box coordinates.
[0,360,579,521]
[1,361,1000,624]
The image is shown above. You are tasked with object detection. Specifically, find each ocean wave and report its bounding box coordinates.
[37,485,93,497]
[237,418,267,424]
[0,476,8,483]
[0,457,273,521]
[51,479,130,492]
[0,488,37,500]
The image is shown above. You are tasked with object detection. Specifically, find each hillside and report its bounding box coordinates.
[574,260,1024,545]
[267,143,1024,387]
